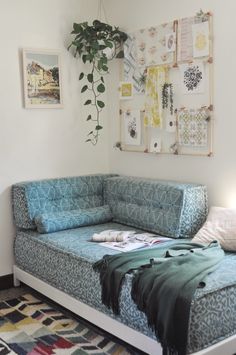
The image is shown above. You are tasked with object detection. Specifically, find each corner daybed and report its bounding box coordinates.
[12,174,236,355]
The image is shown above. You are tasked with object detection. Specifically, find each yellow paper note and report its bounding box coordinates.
[144,66,168,127]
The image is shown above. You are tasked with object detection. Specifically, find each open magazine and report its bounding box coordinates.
[92,230,172,252]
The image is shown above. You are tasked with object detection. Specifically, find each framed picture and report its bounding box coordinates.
[22,48,63,108]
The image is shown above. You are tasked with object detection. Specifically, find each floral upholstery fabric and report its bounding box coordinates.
[35,205,112,233]
[104,176,208,238]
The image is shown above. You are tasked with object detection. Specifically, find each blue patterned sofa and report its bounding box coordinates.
[12,174,236,354]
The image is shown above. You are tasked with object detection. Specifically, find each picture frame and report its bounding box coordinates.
[22,48,63,108]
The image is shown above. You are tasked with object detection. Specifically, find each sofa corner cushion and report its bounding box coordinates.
[34,205,113,233]
[12,174,116,230]
[192,206,236,251]
[104,176,207,239]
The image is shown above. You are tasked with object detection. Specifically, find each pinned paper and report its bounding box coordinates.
[192,21,209,58]
[166,114,176,133]
[135,28,147,66]
[144,66,168,127]
[120,82,133,99]
[166,32,176,53]
[177,17,195,62]
[178,109,208,147]
[180,61,205,94]
[150,137,162,153]
[124,110,141,146]
[178,16,209,62]
[123,34,146,94]
[134,22,174,67]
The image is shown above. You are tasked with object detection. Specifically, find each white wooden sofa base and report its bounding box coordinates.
[13,265,236,355]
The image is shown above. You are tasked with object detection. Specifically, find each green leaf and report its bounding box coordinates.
[87,114,92,121]
[97,60,103,71]
[87,53,94,62]
[100,56,107,64]
[93,19,102,29]
[99,45,107,50]
[72,40,83,48]
[97,100,105,108]
[82,54,87,63]
[120,32,128,41]
[75,34,83,40]
[91,41,100,50]
[79,72,84,80]
[97,83,105,93]
[72,23,83,34]
[95,125,103,130]
[87,73,93,83]
[102,65,108,72]
[84,99,92,105]
[116,50,124,58]
[81,85,88,93]
[104,40,113,48]
[88,131,93,135]
[85,139,92,142]
[101,76,104,83]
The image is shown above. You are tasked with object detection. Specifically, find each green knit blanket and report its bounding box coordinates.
[93,241,224,355]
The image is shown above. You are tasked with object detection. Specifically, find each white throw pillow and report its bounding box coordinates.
[192,206,236,251]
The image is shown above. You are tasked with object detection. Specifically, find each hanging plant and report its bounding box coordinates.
[68,20,127,145]
[162,83,174,115]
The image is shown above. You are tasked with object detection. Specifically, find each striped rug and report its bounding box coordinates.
[0,294,135,355]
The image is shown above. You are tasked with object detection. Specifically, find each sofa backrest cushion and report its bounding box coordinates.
[12,174,115,230]
[104,176,208,238]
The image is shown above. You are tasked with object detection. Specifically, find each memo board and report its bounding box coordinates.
[118,10,213,157]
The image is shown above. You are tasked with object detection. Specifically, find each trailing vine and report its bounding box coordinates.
[68,20,127,145]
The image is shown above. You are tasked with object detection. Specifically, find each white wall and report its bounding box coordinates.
[105,0,236,208]
[0,0,109,276]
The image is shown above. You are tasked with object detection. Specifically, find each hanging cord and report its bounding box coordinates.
[97,0,102,20]
[101,0,108,23]
[97,0,109,23]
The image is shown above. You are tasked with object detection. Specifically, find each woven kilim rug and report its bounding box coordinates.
[0,294,135,355]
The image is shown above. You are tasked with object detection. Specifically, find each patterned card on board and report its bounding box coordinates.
[134,22,175,67]
[180,61,205,94]
[178,109,208,147]
[123,34,146,94]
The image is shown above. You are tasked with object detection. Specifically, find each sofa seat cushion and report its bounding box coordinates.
[14,224,236,354]
[104,176,208,238]
[35,205,112,233]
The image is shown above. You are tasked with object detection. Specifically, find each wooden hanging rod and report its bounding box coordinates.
[119,146,213,157]
[177,105,213,112]
[119,108,145,115]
